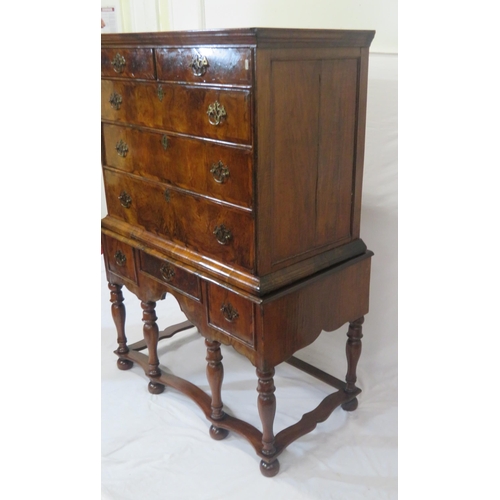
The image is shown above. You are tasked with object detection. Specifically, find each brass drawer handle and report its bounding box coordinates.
[114,250,127,267]
[189,53,208,76]
[157,84,164,102]
[221,303,239,322]
[213,225,232,245]
[161,135,168,150]
[207,101,226,126]
[109,92,122,110]
[111,53,126,73]
[164,189,170,202]
[115,139,129,158]
[159,263,175,282]
[210,161,230,183]
[118,191,132,208]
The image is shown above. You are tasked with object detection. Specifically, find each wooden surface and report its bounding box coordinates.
[101,28,375,476]
[102,123,253,208]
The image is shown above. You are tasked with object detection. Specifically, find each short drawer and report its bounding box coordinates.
[102,123,253,208]
[156,47,252,85]
[207,283,254,347]
[101,80,252,145]
[103,234,138,284]
[139,252,201,301]
[103,169,255,272]
[101,48,155,79]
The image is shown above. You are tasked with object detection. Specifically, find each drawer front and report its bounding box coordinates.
[207,283,254,347]
[101,80,252,144]
[103,169,255,271]
[103,234,138,283]
[101,48,155,79]
[156,48,252,85]
[102,124,253,208]
[139,252,201,301]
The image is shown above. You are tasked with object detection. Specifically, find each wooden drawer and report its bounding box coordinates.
[156,47,252,85]
[103,169,255,272]
[139,252,201,301]
[207,283,254,346]
[103,234,138,284]
[101,80,252,144]
[102,124,253,208]
[101,48,155,79]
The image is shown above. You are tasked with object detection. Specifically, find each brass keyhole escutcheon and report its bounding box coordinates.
[210,161,230,183]
[114,250,127,267]
[115,139,129,158]
[189,53,209,76]
[111,53,126,73]
[213,225,232,245]
[207,101,226,126]
[118,191,132,208]
[221,303,239,322]
[109,92,122,110]
[159,263,175,282]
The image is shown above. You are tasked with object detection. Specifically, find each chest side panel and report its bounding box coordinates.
[256,48,363,274]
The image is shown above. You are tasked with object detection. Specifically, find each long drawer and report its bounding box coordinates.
[101,80,252,144]
[103,169,255,272]
[102,123,253,208]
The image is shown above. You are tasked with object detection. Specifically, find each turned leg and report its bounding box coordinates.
[141,300,164,395]
[342,316,364,411]
[257,368,280,477]
[109,282,133,370]
[205,339,229,440]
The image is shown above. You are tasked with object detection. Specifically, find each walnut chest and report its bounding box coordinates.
[101,28,375,477]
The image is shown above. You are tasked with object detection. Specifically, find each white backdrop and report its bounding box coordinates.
[101,51,398,499]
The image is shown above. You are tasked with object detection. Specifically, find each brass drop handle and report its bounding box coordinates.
[109,92,122,110]
[114,250,127,267]
[189,53,209,76]
[161,135,168,150]
[111,53,126,73]
[213,225,232,245]
[207,101,226,126]
[157,84,164,102]
[221,303,239,322]
[159,263,175,282]
[118,191,132,208]
[210,161,230,183]
[115,139,128,157]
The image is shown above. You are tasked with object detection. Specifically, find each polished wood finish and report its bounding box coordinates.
[101,80,252,144]
[109,282,133,371]
[156,47,253,85]
[342,316,364,411]
[205,338,230,440]
[102,28,375,476]
[103,168,255,271]
[102,123,253,208]
[101,48,155,79]
[139,251,202,301]
[141,300,164,394]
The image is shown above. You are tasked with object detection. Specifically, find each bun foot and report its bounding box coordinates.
[260,458,280,478]
[341,397,358,412]
[148,381,165,394]
[209,424,229,441]
[117,358,133,370]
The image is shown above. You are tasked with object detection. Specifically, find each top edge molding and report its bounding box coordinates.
[101,28,375,48]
